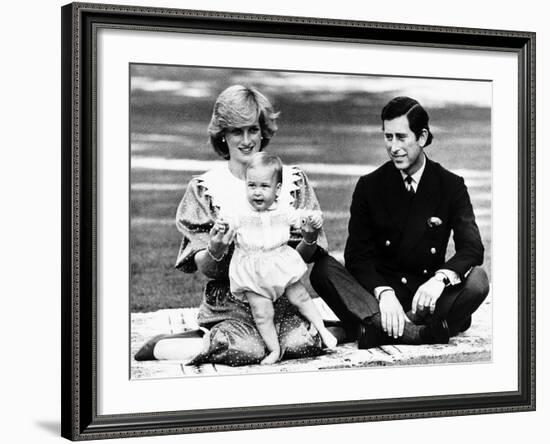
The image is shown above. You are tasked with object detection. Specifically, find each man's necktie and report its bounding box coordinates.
[405,176,415,197]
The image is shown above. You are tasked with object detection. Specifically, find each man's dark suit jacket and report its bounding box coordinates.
[344,157,484,309]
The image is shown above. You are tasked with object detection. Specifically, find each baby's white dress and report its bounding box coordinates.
[226,203,309,301]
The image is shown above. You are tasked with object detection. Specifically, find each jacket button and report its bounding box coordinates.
[430,247,436,254]
[385,240,391,246]
[401,277,407,285]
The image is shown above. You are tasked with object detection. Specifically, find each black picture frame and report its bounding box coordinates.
[61,2,536,440]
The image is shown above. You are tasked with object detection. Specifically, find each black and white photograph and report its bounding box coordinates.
[3,0,547,442]
[130,65,493,379]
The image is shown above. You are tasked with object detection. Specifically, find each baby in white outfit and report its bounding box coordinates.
[213,152,337,364]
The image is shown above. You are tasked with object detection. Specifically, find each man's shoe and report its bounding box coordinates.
[357,322,384,349]
[420,319,450,344]
[326,326,348,345]
[405,309,432,326]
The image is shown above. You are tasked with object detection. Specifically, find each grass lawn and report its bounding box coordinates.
[129,67,492,312]
[130,121,492,312]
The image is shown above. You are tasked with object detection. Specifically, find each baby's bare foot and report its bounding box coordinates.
[260,351,280,365]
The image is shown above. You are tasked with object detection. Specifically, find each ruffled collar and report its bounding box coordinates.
[196,163,301,215]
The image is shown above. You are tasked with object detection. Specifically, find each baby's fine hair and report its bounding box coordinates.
[245,152,283,184]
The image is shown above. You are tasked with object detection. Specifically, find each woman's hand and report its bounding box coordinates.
[194,218,235,278]
[208,218,235,259]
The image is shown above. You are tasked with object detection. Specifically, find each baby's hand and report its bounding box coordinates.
[211,218,229,236]
[302,211,323,231]
[308,211,323,230]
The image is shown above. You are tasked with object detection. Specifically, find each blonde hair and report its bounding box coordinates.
[207,85,280,159]
[245,152,283,185]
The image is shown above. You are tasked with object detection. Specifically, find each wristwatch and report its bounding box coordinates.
[434,272,450,287]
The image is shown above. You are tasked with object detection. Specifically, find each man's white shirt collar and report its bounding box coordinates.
[400,155,426,192]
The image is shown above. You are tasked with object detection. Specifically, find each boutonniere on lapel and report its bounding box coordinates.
[427,216,443,228]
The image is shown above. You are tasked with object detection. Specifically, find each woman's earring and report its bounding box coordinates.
[222,137,226,143]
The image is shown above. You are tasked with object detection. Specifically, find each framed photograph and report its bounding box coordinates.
[61,2,535,440]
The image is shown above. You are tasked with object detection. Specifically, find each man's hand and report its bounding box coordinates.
[411,277,445,315]
[379,290,408,339]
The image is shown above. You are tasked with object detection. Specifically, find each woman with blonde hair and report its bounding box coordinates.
[135,85,329,366]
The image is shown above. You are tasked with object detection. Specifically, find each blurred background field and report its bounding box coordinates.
[130,65,491,312]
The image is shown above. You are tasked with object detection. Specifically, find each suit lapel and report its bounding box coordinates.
[396,158,441,262]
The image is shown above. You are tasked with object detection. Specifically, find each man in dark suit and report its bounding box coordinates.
[311,96,490,347]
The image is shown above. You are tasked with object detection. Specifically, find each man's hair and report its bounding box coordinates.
[381,96,434,147]
[207,85,280,159]
[245,152,283,185]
